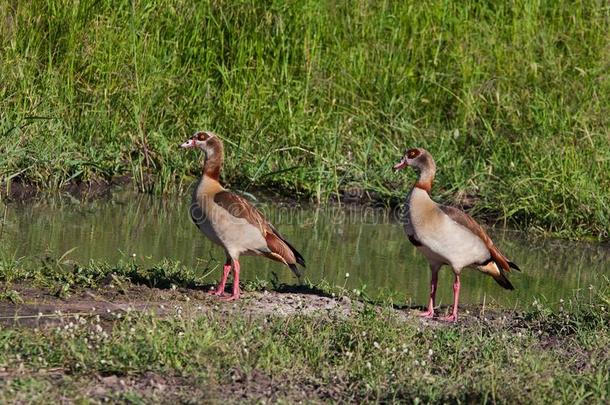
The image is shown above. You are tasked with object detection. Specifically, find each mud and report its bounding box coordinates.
[0,176,132,202]
[0,283,381,328]
[0,367,336,404]
[0,281,522,331]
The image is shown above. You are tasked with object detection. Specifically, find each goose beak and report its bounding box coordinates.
[181,139,196,149]
[394,160,407,171]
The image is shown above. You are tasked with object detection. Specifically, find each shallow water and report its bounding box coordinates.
[1,192,608,309]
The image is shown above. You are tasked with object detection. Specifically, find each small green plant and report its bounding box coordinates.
[0,289,23,304]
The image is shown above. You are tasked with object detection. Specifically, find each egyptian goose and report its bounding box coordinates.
[181,131,305,301]
[394,148,520,322]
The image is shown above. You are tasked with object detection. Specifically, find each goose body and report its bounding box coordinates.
[405,187,489,270]
[395,148,520,321]
[191,180,268,258]
[182,131,305,300]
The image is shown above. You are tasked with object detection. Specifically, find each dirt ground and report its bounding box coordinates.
[0,177,134,202]
[0,283,524,404]
[0,281,513,329]
[0,283,390,328]
[0,366,346,404]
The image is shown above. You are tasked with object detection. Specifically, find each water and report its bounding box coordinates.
[1,192,608,309]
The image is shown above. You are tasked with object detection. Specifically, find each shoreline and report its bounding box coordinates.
[0,282,518,329]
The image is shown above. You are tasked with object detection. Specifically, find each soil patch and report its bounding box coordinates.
[84,372,207,404]
[0,176,131,202]
[0,283,375,328]
[0,368,338,404]
[0,283,521,330]
[217,368,343,404]
[0,370,209,404]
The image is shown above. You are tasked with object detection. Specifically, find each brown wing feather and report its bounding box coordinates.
[264,232,297,265]
[213,191,268,234]
[213,191,299,265]
[439,205,512,272]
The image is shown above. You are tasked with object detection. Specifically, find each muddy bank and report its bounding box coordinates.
[1,282,517,330]
[0,283,381,328]
[0,177,132,202]
[1,176,481,211]
[0,176,390,207]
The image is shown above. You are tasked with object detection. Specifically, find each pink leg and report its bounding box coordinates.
[209,259,231,296]
[419,268,439,318]
[441,274,460,322]
[220,259,241,301]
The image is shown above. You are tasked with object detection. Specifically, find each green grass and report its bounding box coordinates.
[0,259,609,403]
[0,254,211,299]
[1,0,609,239]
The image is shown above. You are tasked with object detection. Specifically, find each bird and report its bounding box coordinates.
[181,131,305,301]
[394,148,520,322]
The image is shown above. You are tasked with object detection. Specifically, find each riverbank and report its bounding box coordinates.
[2,1,610,240]
[0,260,608,403]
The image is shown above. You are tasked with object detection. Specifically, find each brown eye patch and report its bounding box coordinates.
[195,132,209,141]
[407,149,420,159]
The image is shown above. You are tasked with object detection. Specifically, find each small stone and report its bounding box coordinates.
[102,375,118,385]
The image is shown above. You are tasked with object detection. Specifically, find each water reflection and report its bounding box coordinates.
[1,193,608,309]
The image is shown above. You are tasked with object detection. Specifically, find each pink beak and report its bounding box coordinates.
[394,160,407,171]
[181,139,196,149]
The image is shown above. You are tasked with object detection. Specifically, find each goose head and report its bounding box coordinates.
[181,131,223,158]
[394,148,434,172]
[181,130,216,150]
[394,148,436,191]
